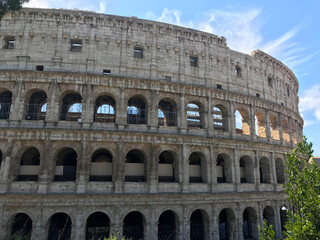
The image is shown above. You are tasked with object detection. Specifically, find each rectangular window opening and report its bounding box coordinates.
[103,69,111,75]
[36,65,44,71]
[71,40,82,52]
[4,37,15,49]
[256,93,260,98]
[190,56,198,67]
[134,47,143,59]
[216,84,223,89]
[165,76,172,81]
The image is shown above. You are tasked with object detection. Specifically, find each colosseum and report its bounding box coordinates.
[0,7,303,240]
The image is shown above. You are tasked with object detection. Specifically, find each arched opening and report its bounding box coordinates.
[47,213,72,240]
[259,157,271,184]
[219,208,235,240]
[10,213,32,240]
[243,207,258,240]
[94,95,115,123]
[190,210,209,240]
[54,148,77,181]
[158,210,177,240]
[213,105,228,131]
[127,96,147,124]
[125,150,145,182]
[239,156,254,183]
[60,93,82,122]
[291,121,297,144]
[255,112,266,137]
[158,99,177,127]
[17,147,40,181]
[0,91,12,119]
[158,151,176,182]
[86,212,110,240]
[0,150,2,169]
[187,102,202,128]
[282,119,290,142]
[216,154,233,183]
[263,206,276,229]
[269,114,280,140]
[235,109,250,135]
[189,152,206,183]
[89,149,113,181]
[280,205,288,232]
[123,211,144,240]
[275,158,285,184]
[26,91,47,120]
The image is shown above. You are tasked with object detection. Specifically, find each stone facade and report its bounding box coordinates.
[0,8,303,240]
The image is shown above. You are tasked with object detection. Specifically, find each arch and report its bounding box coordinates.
[190,209,209,240]
[269,114,280,140]
[54,148,77,181]
[60,92,82,121]
[213,104,228,131]
[259,157,271,184]
[89,149,113,181]
[158,210,178,240]
[47,212,72,240]
[187,102,203,128]
[127,96,147,124]
[86,211,110,240]
[275,158,285,184]
[123,211,144,240]
[10,213,32,239]
[282,118,290,142]
[25,90,47,120]
[158,150,177,182]
[216,153,233,183]
[263,206,276,228]
[189,152,207,183]
[94,95,115,123]
[158,99,177,127]
[125,149,146,182]
[0,149,2,169]
[0,90,12,119]
[255,112,266,137]
[235,109,250,135]
[243,207,258,240]
[17,147,40,181]
[218,208,236,240]
[239,156,254,183]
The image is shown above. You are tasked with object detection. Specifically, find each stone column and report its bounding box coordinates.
[114,140,123,193]
[82,83,93,127]
[0,204,5,239]
[274,201,282,239]
[212,207,219,240]
[37,140,52,193]
[210,145,217,192]
[76,140,88,193]
[233,148,239,188]
[179,93,187,133]
[116,87,126,129]
[254,150,260,191]
[278,112,283,144]
[149,90,158,131]
[207,96,213,136]
[270,152,277,186]
[236,203,243,240]
[250,104,256,140]
[182,144,189,193]
[266,110,271,142]
[229,101,235,138]
[10,80,23,121]
[72,214,85,240]
[149,143,157,193]
[288,118,293,146]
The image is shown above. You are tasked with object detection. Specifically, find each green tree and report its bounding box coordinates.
[283,136,320,240]
[0,0,29,20]
[259,219,275,240]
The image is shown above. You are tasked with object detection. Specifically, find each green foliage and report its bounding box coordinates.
[103,234,131,240]
[283,136,320,240]
[0,0,29,20]
[1,233,24,240]
[259,219,275,240]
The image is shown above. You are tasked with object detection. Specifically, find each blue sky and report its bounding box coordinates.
[24,0,320,156]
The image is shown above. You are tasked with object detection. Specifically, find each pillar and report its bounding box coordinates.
[182,143,189,193]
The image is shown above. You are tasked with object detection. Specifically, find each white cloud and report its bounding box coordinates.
[299,85,320,123]
[23,0,49,8]
[99,1,106,13]
[303,120,315,127]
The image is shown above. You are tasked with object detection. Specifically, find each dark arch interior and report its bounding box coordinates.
[259,157,271,184]
[0,150,2,168]
[158,210,176,240]
[189,152,203,183]
[219,209,235,240]
[26,91,47,120]
[158,151,176,182]
[18,147,40,181]
[86,212,110,240]
[127,97,147,124]
[158,99,176,127]
[243,208,258,240]
[94,95,115,123]
[47,213,72,240]
[0,91,12,119]
[263,206,275,228]
[190,210,205,240]
[239,156,254,183]
[216,154,232,183]
[90,149,113,181]
[280,205,288,232]
[123,211,144,240]
[10,213,32,240]
[60,93,82,121]
[54,148,77,181]
[125,150,145,182]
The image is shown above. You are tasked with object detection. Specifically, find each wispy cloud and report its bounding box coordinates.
[299,85,320,124]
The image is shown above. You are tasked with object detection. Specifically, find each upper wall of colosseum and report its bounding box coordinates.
[0,8,299,112]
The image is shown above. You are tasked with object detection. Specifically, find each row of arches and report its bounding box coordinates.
[8,205,287,240]
[1,147,286,185]
[0,89,300,142]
